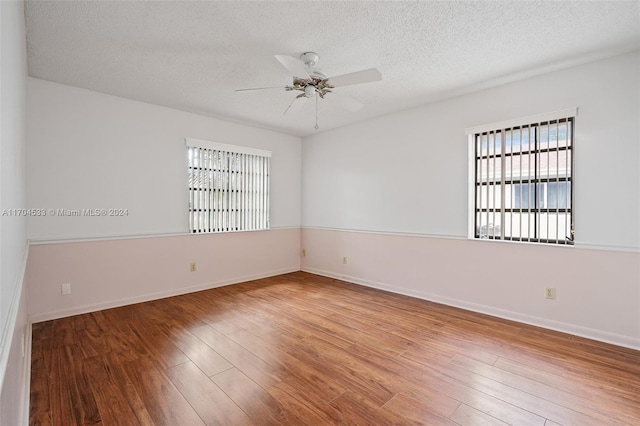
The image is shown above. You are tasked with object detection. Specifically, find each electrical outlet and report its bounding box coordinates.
[545,287,556,299]
[301,248,306,257]
[61,283,71,295]
[343,256,348,264]
[190,262,197,272]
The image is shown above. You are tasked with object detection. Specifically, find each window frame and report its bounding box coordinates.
[186,138,271,234]
[466,109,576,245]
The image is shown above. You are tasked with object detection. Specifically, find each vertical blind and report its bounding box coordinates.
[186,138,271,233]
[467,109,575,245]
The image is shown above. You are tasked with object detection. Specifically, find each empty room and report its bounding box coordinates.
[1,1,639,425]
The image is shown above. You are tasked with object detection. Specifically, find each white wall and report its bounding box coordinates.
[303,52,639,250]
[302,51,640,348]
[27,78,301,241]
[0,1,30,425]
[26,78,303,321]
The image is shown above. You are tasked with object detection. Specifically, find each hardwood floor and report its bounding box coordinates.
[30,272,640,425]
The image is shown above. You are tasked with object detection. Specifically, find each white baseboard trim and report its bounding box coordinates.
[0,247,29,397]
[301,266,640,351]
[20,322,32,426]
[29,266,300,324]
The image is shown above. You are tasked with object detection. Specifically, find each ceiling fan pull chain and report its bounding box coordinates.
[315,94,319,130]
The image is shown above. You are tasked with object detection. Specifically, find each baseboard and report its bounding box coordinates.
[29,266,300,323]
[0,247,29,396]
[20,322,32,426]
[301,266,640,351]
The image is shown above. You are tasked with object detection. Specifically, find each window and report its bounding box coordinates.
[467,109,575,245]
[186,138,270,233]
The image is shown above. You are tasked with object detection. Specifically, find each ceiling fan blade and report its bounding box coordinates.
[275,55,310,79]
[327,68,382,87]
[326,92,363,112]
[284,95,308,115]
[235,86,284,92]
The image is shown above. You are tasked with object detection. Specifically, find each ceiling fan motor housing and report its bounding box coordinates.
[308,69,327,79]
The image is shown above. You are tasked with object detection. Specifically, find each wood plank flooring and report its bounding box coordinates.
[30,272,640,425]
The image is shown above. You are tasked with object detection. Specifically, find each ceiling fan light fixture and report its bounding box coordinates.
[304,85,316,98]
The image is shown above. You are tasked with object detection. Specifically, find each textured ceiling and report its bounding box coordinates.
[25,1,640,137]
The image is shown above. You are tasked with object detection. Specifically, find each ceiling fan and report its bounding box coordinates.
[236,52,382,129]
